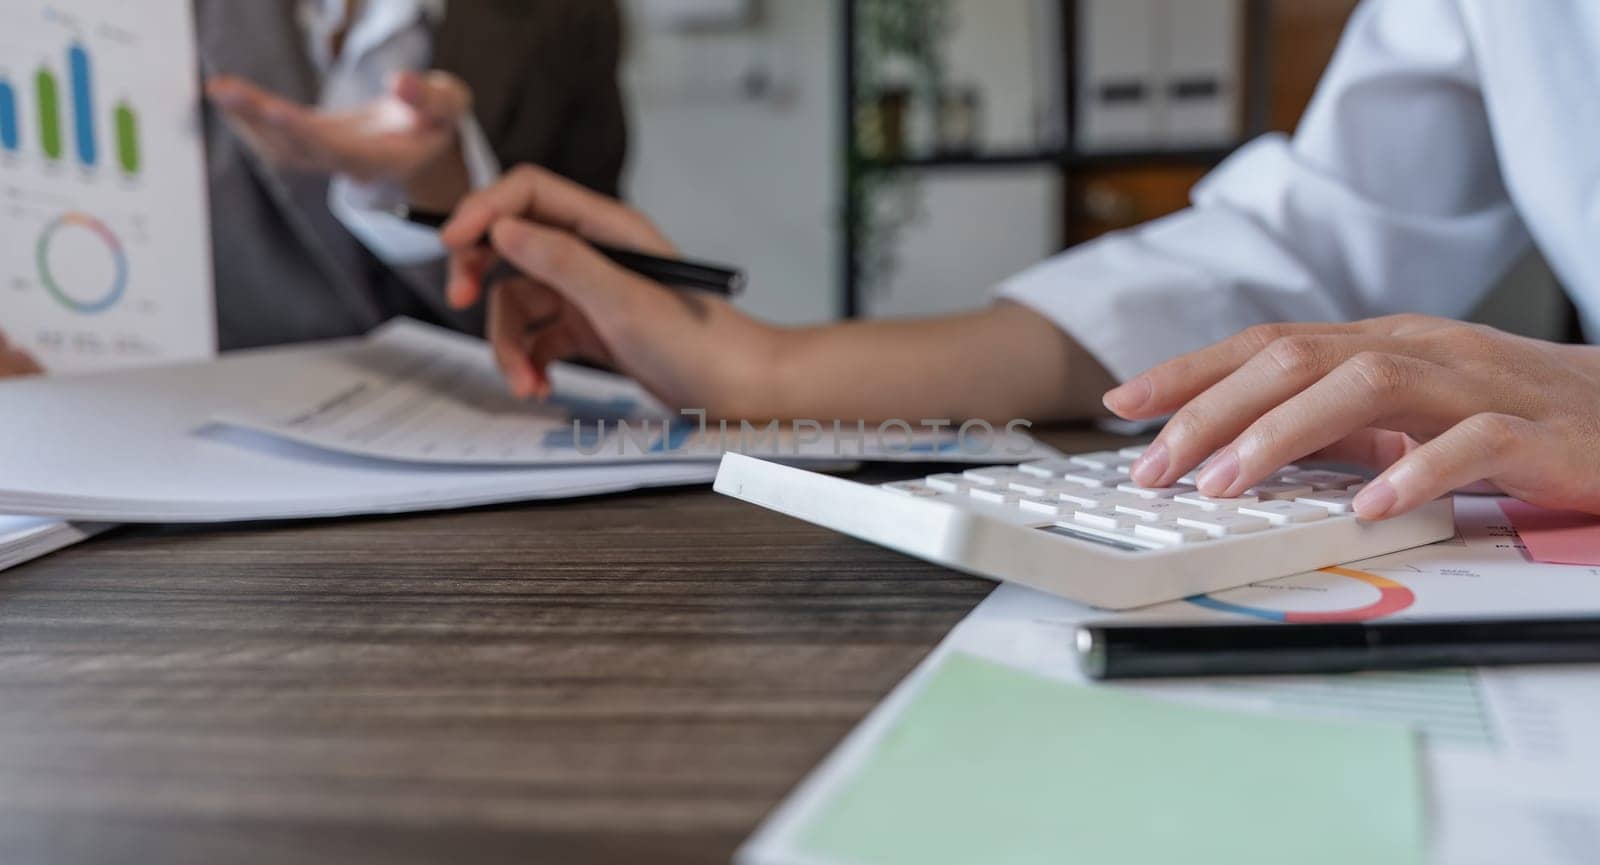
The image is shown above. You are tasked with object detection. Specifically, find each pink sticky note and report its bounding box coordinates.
[1499,500,1600,566]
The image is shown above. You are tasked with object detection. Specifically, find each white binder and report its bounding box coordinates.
[1075,0,1242,151]
[1163,0,1242,145]
[1076,0,1160,150]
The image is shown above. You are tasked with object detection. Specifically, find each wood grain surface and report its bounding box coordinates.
[0,429,1132,865]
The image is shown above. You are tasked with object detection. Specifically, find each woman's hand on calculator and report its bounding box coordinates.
[1101,314,1600,521]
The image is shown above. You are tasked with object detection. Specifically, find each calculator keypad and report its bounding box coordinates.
[887,454,1372,550]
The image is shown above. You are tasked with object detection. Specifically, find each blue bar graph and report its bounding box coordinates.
[0,78,18,152]
[68,42,95,167]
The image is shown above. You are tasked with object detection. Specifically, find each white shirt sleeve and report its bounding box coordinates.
[327,112,502,267]
[995,0,1532,384]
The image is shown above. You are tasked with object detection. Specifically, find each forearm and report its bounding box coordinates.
[758,302,1114,423]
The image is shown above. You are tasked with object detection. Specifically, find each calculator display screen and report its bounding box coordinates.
[1037,523,1153,553]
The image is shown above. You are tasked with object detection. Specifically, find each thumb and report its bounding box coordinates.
[393,70,472,126]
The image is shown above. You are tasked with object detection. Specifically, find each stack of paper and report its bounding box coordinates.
[0,319,1046,526]
[0,337,704,523]
[0,517,109,571]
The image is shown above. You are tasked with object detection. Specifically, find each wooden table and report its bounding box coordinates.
[0,428,1131,865]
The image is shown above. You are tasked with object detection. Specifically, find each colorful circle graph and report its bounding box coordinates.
[1186,566,1416,623]
[36,211,128,315]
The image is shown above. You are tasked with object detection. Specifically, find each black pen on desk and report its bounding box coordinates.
[400,207,746,297]
[1074,617,1600,680]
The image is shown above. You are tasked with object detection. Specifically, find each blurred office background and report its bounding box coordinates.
[618,0,1568,338]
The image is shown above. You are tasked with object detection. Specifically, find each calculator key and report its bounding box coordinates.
[1017,458,1077,478]
[963,467,1030,486]
[1074,507,1137,530]
[1244,481,1313,501]
[1008,477,1065,497]
[1133,521,1209,545]
[1069,451,1131,470]
[923,473,973,494]
[1173,491,1261,511]
[968,486,1023,505]
[1117,482,1197,500]
[1061,468,1130,488]
[1280,469,1364,490]
[1177,456,1217,486]
[1056,488,1138,509]
[1176,512,1272,536]
[1295,488,1363,514]
[1236,500,1328,525]
[882,480,939,497]
[1114,500,1206,521]
[1019,496,1072,518]
[1117,445,1150,459]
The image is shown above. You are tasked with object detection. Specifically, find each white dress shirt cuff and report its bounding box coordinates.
[992,208,1250,387]
[328,114,503,267]
[995,136,1350,386]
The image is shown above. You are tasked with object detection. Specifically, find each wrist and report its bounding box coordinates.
[713,320,795,421]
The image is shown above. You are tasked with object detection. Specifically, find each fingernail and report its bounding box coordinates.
[1103,378,1152,415]
[1353,480,1398,519]
[1130,441,1169,486]
[1196,450,1240,495]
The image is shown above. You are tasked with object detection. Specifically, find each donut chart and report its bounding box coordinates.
[36,211,128,314]
[1185,566,1416,623]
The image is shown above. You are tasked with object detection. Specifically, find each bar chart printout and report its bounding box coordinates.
[0,2,213,373]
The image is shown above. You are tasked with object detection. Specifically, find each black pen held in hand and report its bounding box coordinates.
[401,207,745,296]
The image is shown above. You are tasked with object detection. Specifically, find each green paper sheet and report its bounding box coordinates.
[796,652,1425,865]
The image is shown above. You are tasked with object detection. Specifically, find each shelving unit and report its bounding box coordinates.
[838,0,1272,318]
[860,146,1244,173]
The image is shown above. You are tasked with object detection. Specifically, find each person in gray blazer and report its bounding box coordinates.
[0,0,627,373]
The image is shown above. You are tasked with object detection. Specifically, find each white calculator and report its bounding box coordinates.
[713,447,1454,610]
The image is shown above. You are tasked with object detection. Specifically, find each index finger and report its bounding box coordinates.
[447,244,494,309]
[205,77,302,123]
[1104,322,1356,420]
[440,165,672,255]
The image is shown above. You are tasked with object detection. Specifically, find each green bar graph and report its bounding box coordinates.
[114,101,138,174]
[35,67,62,160]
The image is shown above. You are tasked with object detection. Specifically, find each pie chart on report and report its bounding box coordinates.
[1186,566,1417,622]
[36,211,129,314]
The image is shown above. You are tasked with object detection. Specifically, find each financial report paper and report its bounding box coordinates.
[742,497,1600,865]
[0,330,725,523]
[216,320,1055,466]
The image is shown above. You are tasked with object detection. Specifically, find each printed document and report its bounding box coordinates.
[742,497,1600,865]
[216,320,1054,465]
